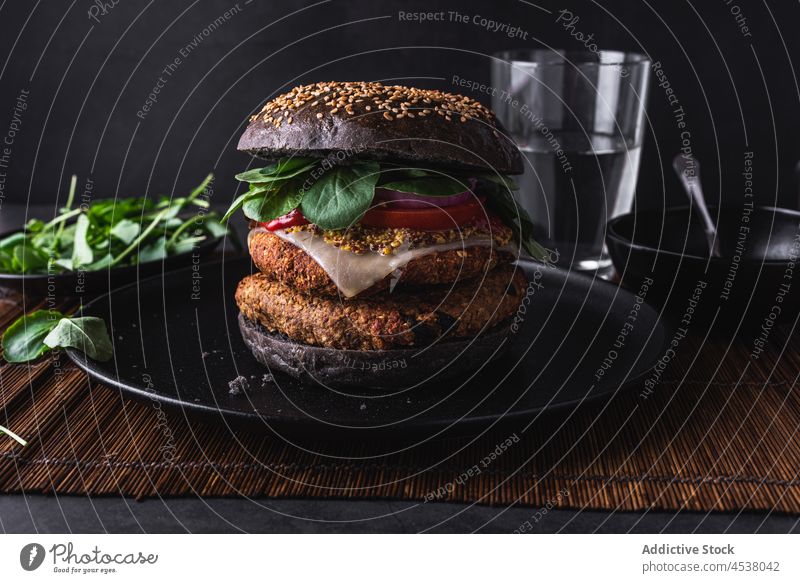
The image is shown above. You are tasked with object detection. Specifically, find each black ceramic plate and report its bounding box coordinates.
[0,229,229,297]
[66,258,667,441]
[606,205,800,332]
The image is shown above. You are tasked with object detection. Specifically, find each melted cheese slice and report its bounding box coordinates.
[252,227,508,298]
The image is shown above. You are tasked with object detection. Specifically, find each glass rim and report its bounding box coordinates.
[493,49,650,67]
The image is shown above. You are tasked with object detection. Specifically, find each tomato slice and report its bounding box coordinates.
[360,198,485,230]
[260,197,486,232]
[260,209,309,231]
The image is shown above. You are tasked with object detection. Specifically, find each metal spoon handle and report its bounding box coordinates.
[672,154,721,257]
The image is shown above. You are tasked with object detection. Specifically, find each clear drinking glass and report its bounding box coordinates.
[492,50,651,271]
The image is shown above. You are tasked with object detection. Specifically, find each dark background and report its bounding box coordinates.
[0,0,797,211]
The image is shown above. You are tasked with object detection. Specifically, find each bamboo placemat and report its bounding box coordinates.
[1,288,799,513]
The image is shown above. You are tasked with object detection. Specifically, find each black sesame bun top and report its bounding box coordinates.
[238,81,524,175]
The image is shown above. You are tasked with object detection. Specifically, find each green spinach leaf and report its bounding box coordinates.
[87,254,113,271]
[242,180,305,222]
[43,317,113,362]
[53,258,74,271]
[0,232,26,252]
[475,173,519,190]
[300,162,380,229]
[110,219,141,244]
[2,309,61,363]
[0,174,228,276]
[204,218,230,238]
[235,158,316,183]
[485,186,550,261]
[221,183,277,222]
[13,245,48,273]
[379,175,471,196]
[138,237,167,263]
[71,213,94,267]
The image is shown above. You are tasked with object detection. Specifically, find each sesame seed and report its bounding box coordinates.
[253,81,496,127]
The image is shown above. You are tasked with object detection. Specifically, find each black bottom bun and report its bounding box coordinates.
[238,313,511,389]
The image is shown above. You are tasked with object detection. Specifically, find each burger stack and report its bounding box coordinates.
[225,82,538,388]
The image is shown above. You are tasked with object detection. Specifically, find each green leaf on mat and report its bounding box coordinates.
[1,309,62,363]
[43,317,113,362]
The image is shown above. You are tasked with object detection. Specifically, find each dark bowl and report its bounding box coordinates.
[606,205,800,334]
[0,229,235,298]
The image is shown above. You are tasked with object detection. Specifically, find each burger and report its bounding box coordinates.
[223,81,548,388]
